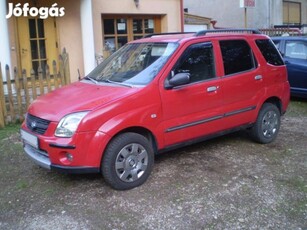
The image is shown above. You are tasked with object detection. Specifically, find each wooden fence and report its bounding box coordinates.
[0,49,70,128]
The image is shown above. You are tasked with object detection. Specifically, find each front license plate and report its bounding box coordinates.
[21,129,39,149]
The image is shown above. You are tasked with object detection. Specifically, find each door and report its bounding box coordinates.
[160,42,223,147]
[17,17,58,75]
[284,40,307,95]
[217,39,264,128]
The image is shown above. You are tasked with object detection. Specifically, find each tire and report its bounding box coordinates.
[250,103,281,144]
[101,132,154,190]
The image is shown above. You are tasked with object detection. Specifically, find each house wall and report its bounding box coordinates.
[91,0,182,67]
[56,0,84,80]
[298,0,307,24]
[6,0,182,82]
[6,0,84,80]
[184,0,306,28]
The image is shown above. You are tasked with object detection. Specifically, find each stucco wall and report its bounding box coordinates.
[91,0,182,66]
[56,0,84,81]
[296,0,307,24]
[184,0,285,28]
[6,0,84,81]
[6,0,181,81]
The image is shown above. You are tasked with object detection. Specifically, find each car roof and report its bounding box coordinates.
[131,29,270,44]
[271,36,307,41]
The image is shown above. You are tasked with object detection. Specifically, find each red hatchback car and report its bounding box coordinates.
[21,29,290,190]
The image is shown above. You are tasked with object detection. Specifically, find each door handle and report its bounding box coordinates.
[254,75,262,80]
[207,86,219,92]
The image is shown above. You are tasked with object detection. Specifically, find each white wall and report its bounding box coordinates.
[80,0,96,75]
[184,24,207,32]
[184,0,285,28]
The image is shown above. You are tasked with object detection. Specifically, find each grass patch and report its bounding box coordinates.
[278,177,307,193]
[286,99,307,117]
[0,123,21,140]
[15,179,29,190]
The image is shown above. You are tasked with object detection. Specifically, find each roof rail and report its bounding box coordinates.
[195,29,261,36]
[143,32,194,38]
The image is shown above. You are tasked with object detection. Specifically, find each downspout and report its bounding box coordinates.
[180,0,184,32]
[0,1,11,78]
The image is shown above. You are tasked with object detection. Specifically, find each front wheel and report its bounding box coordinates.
[102,132,154,190]
[250,103,281,144]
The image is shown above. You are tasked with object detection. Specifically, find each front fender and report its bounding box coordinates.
[98,104,164,148]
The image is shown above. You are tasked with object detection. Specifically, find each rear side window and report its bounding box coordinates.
[219,40,256,75]
[256,39,284,66]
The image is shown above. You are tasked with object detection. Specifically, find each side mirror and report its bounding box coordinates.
[165,73,190,89]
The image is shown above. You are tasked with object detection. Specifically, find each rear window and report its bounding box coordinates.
[256,39,284,66]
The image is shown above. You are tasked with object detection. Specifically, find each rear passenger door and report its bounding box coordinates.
[218,39,264,129]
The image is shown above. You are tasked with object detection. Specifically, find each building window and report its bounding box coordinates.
[283,1,301,25]
[28,18,47,74]
[102,16,161,57]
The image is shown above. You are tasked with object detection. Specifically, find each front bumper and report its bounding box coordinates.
[24,143,51,169]
[21,126,110,174]
[23,143,100,173]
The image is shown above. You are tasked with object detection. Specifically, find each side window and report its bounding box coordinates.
[219,40,256,75]
[173,42,216,83]
[285,41,307,60]
[256,39,284,66]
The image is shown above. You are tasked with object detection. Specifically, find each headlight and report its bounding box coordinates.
[55,111,88,137]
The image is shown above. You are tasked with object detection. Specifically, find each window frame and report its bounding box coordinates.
[167,42,217,86]
[102,15,161,57]
[219,39,257,76]
[256,39,285,66]
[283,1,301,25]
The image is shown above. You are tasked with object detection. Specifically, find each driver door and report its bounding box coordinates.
[160,42,223,147]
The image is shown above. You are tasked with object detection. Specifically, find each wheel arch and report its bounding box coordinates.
[104,126,159,158]
[262,96,282,114]
[121,127,158,153]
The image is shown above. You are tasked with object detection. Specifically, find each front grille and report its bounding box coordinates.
[26,114,51,135]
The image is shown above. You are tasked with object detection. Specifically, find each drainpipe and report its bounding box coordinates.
[0,1,11,79]
[80,0,96,75]
[180,0,184,32]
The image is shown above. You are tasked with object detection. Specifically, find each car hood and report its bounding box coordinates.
[27,81,141,121]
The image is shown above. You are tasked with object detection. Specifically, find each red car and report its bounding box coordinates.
[21,29,290,190]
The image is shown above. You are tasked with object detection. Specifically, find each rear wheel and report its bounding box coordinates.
[251,103,281,144]
[102,132,154,190]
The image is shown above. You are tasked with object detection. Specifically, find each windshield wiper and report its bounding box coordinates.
[102,79,133,88]
[83,76,98,84]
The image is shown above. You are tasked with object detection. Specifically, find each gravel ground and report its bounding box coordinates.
[0,100,306,230]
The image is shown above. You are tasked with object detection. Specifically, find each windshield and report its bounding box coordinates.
[85,42,178,86]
